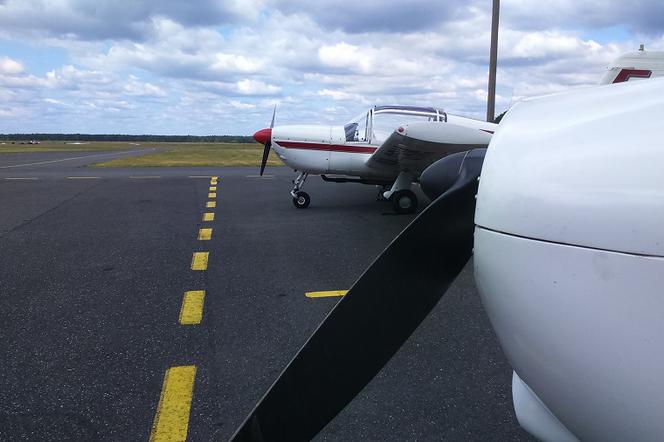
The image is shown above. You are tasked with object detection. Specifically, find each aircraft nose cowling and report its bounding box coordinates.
[253,128,272,145]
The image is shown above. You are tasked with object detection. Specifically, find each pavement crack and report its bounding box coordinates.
[0,181,103,239]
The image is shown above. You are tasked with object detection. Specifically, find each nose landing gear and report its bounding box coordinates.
[291,172,310,209]
[383,171,418,214]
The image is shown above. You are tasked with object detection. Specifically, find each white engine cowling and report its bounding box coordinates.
[474,78,664,441]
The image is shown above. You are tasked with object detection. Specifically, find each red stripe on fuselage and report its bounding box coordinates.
[612,68,652,83]
[276,141,377,154]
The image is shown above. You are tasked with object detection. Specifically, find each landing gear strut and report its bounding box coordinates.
[291,172,310,209]
[383,171,418,214]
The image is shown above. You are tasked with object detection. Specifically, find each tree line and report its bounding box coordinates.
[0,133,255,143]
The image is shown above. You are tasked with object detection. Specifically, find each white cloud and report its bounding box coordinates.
[236,79,281,95]
[0,1,662,134]
[0,57,24,75]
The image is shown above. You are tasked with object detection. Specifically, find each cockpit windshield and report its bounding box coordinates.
[343,106,446,145]
[343,111,370,142]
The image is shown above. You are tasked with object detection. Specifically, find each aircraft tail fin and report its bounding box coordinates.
[600,47,664,84]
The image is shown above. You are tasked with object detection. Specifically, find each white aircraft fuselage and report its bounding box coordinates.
[254,106,496,212]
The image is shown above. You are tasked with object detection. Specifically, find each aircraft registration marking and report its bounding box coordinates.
[198,228,212,241]
[202,212,214,221]
[191,252,209,270]
[206,201,216,208]
[150,365,197,442]
[208,192,216,199]
[179,291,205,325]
[305,290,348,298]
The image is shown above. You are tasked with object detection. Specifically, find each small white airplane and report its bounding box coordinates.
[254,47,664,214]
[254,105,496,213]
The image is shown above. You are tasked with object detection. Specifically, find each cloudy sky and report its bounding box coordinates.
[0,0,662,135]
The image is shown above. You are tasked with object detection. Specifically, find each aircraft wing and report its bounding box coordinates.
[365,120,494,175]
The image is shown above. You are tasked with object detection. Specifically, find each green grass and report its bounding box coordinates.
[0,140,285,167]
[91,142,284,167]
[0,141,147,153]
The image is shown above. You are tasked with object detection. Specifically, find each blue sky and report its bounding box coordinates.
[0,0,662,135]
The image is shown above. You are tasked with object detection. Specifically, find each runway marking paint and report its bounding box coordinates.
[208,192,216,199]
[305,290,349,298]
[191,252,209,270]
[149,365,197,442]
[202,212,214,221]
[206,201,216,208]
[179,291,206,325]
[198,228,212,241]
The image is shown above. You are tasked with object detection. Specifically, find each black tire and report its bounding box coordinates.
[292,191,311,209]
[391,189,418,214]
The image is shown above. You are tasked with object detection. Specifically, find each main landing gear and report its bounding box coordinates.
[291,172,310,209]
[383,171,418,214]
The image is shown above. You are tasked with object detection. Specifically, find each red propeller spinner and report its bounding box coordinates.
[253,128,272,145]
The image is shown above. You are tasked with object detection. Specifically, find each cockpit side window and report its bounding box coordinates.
[343,111,369,142]
[344,122,358,142]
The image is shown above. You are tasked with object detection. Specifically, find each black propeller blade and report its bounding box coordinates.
[232,149,487,442]
[259,106,276,176]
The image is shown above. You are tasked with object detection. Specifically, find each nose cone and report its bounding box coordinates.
[253,128,272,145]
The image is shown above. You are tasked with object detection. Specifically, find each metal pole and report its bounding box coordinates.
[487,0,500,122]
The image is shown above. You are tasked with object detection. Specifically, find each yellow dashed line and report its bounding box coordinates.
[198,228,212,241]
[206,201,216,208]
[66,176,101,179]
[150,365,197,442]
[202,212,214,222]
[5,177,39,180]
[305,290,348,298]
[179,291,205,325]
[191,252,209,270]
[208,192,216,199]
[209,186,217,191]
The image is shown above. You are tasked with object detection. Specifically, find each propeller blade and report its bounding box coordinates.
[232,149,487,442]
[259,140,271,176]
[270,105,276,129]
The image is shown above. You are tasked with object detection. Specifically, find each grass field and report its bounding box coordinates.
[92,142,284,167]
[0,141,147,153]
[0,140,284,167]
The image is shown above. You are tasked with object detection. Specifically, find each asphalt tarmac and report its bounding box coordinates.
[0,151,533,441]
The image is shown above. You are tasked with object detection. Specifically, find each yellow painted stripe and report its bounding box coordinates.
[202,212,214,222]
[66,176,101,179]
[191,252,209,270]
[150,365,197,442]
[208,192,216,199]
[179,291,205,325]
[305,290,348,298]
[211,176,218,180]
[5,177,39,180]
[209,186,217,191]
[206,201,216,208]
[198,228,212,241]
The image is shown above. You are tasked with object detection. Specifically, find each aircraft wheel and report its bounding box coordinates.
[391,189,418,214]
[292,191,311,209]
